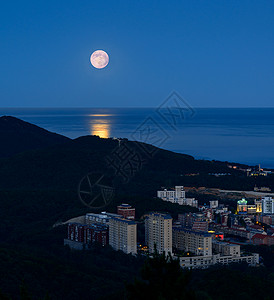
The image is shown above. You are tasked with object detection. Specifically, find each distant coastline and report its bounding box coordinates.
[1,107,274,168]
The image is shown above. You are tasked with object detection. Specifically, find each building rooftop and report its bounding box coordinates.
[110,216,136,225]
[173,227,212,237]
[251,233,268,240]
[68,222,108,230]
[249,225,264,230]
[147,212,172,219]
[117,203,132,208]
[213,240,239,247]
[86,212,120,218]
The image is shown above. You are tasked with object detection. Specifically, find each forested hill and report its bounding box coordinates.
[0,116,271,193]
[0,115,70,158]
[0,118,241,192]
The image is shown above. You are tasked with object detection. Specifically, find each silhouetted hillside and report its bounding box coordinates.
[0,134,242,193]
[0,116,70,158]
[0,117,271,194]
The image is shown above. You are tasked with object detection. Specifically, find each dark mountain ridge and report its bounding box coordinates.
[0,116,264,193]
[0,115,70,158]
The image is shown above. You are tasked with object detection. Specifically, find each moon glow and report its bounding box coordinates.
[90,50,109,69]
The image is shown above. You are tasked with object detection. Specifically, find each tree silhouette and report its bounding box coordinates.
[126,249,196,300]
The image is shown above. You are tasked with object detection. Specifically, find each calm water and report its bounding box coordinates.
[1,107,274,168]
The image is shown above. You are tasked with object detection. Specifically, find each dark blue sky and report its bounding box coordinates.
[1,0,274,107]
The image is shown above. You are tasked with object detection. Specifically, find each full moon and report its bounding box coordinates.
[90,50,109,69]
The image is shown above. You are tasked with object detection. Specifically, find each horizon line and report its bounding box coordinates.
[1,106,274,109]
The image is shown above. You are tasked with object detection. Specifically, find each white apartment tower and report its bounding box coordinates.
[157,186,198,208]
[145,212,172,254]
[157,186,185,202]
[109,217,137,254]
[262,197,274,214]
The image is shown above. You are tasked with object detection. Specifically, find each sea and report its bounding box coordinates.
[1,107,274,168]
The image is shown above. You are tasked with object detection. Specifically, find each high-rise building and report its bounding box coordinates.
[173,228,212,256]
[109,217,137,254]
[145,212,172,254]
[117,203,135,220]
[262,197,274,214]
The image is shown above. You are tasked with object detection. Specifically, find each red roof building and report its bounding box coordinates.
[251,234,274,246]
[117,203,135,220]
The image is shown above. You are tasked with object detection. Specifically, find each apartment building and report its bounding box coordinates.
[173,228,212,256]
[145,212,172,254]
[109,217,137,254]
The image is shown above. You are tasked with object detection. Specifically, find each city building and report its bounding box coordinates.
[178,212,194,228]
[255,200,263,213]
[85,224,109,246]
[267,227,274,235]
[178,212,205,229]
[157,186,198,207]
[117,203,135,220]
[179,252,259,269]
[64,222,109,250]
[203,209,213,222]
[237,198,262,214]
[209,200,219,209]
[174,224,259,268]
[248,165,271,177]
[262,197,274,214]
[67,223,86,243]
[210,223,252,240]
[109,217,137,254]
[145,212,172,254]
[254,186,271,192]
[192,221,208,232]
[214,206,229,214]
[173,228,212,256]
[251,234,274,246]
[255,214,274,225]
[85,212,120,225]
[247,224,265,234]
[212,241,240,257]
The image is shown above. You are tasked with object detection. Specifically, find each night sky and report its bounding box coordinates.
[1,0,274,107]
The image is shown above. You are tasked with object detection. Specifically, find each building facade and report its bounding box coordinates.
[212,241,240,257]
[145,212,172,254]
[109,217,137,254]
[179,253,259,269]
[65,222,109,249]
[157,186,198,207]
[117,204,135,220]
[262,197,274,214]
[251,233,274,246]
[173,228,212,256]
[85,212,120,225]
[237,198,262,214]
